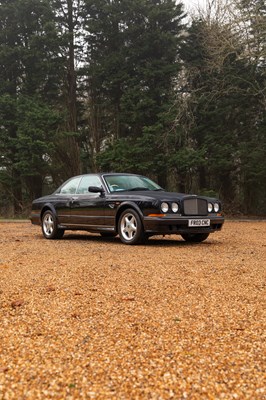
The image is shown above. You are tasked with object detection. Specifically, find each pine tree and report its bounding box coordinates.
[82,0,185,182]
[178,9,266,213]
[0,0,63,212]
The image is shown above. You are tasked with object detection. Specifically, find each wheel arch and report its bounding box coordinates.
[115,202,144,232]
[40,203,57,222]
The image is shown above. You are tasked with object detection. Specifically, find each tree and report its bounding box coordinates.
[81,0,186,185]
[52,0,83,176]
[231,0,266,213]
[0,0,64,213]
[177,1,266,213]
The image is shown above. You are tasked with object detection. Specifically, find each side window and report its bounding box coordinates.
[60,177,81,195]
[76,175,102,194]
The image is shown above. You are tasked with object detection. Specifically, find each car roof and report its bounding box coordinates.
[63,172,139,180]
[101,172,139,176]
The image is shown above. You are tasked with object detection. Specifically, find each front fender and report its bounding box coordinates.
[117,201,144,216]
[115,201,144,228]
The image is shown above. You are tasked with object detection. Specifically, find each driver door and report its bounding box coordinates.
[70,175,106,229]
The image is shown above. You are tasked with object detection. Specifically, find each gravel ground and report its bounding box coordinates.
[0,221,265,400]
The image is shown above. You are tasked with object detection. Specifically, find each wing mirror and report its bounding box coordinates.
[88,186,105,194]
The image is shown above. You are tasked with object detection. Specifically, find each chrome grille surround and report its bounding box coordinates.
[183,198,208,216]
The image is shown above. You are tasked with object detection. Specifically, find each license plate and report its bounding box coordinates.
[188,219,210,227]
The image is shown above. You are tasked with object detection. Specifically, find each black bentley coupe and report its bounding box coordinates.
[31,173,224,245]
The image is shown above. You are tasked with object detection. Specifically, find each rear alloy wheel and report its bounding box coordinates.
[118,209,145,245]
[181,233,209,243]
[42,210,64,240]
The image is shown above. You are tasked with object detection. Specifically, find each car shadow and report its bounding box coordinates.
[52,233,217,247]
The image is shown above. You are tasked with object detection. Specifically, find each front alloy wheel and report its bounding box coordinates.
[118,209,145,245]
[42,210,64,239]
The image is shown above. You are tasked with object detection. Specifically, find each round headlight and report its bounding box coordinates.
[208,203,213,213]
[214,203,219,213]
[161,202,169,213]
[171,202,179,213]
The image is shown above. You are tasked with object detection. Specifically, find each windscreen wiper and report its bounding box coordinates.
[128,187,150,191]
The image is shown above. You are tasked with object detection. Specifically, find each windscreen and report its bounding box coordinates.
[104,175,162,192]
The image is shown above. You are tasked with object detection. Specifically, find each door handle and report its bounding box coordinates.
[71,196,79,204]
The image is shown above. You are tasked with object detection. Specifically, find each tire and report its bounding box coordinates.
[181,233,209,243]
[41,210,64,240]
[100,232,117,238]
[118,208,145,245]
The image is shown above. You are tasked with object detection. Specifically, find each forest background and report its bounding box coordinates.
[0,0,265,217]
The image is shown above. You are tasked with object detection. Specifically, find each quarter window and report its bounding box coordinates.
[60,177,81,195]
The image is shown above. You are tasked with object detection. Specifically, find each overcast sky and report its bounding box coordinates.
[181,0,207,12]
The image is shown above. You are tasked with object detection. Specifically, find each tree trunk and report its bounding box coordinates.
[26,175,43,200]
[12,170,23,216]
[66,0,81,176]
[199,166,207,190]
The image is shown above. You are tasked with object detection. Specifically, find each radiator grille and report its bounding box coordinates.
[183,198,207,216]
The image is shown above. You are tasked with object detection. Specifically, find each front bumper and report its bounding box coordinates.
[143,214,224,235]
